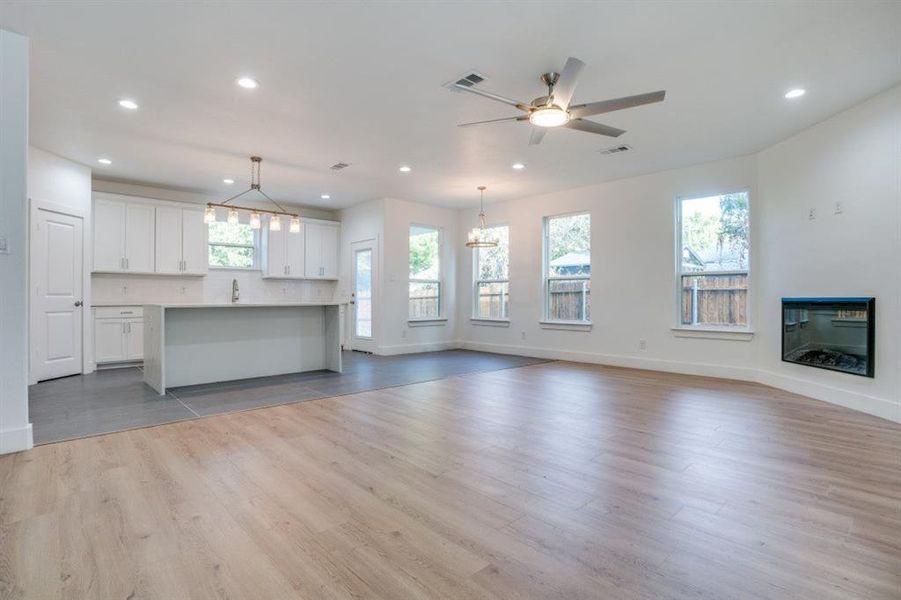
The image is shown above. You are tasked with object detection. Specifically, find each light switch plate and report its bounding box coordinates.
[0,236,8,254]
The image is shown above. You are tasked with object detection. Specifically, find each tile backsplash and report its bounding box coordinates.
[92,270,339,305]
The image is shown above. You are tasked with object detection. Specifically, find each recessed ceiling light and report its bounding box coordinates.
[118,99,138,110]
[236,77,259,89]
[512,163,526,170]
[399,165,412,173]
[223,178,234,185]
[97,158,112,165]
[784,88,806,99]
[321,194,330,200]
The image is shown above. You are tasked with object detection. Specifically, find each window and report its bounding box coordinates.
[544,213,590,322]
[473,225,509,319]
[409,225,441,319]
[677,191,749,328]
[208,221,256,268]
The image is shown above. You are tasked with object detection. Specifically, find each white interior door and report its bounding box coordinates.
[33,209,84,381]
[349,240,376,352]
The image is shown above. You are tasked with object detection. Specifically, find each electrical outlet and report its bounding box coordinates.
[808,208,816,221]
[180,286,186,295]
[282,287,288,296]
[834,201,843,215]
[402,329,407,338]
[0,236,8,254]
[521,331,526,340]
[639,339,647,351]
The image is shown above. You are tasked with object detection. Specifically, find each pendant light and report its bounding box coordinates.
[466,186,498,248]
[206,156,300,232]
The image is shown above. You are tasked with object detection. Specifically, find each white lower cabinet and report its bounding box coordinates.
[94,307,144,365]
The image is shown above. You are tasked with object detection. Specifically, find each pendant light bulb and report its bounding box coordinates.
[249,212,261,229]
[227,208,240,226]
[269,215,282,231]
[204,205,217,224]
[289,216,301,233]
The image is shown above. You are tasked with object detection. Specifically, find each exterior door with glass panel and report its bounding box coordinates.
[349,240,376,352]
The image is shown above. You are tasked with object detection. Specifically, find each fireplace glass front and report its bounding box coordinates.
[782,297,874,378]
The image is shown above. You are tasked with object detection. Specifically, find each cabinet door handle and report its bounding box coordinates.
[126,257,129,269]
[126,322,131,334]
[123,322,128,334]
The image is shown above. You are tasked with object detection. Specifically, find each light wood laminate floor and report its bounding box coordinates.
[2,361,899,599]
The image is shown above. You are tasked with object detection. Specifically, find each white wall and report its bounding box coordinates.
[337,199,384,346]
[27,147,93,383]
[455,155,760,379]
[756,85,901,422]
[381,197,458,354]
[0,29,31,454]
[89,181,340,308]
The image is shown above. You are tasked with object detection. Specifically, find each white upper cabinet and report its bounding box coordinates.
[93,196,155,273]
[261,216,305,278]
[93,193,207,277]
[153,205,182,274]
[180,207,207,275]
[154,205,207,276]
[304,221,340,279]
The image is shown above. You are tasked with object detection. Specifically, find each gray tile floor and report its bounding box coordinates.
[29,350,548,445]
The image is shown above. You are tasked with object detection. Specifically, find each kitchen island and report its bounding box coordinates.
[143,302,343,395]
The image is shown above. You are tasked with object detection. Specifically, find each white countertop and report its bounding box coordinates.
[144,301,342,309]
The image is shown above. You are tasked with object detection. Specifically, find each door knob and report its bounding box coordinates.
[74,300,83,307]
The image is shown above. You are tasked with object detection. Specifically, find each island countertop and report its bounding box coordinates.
[144,301,342,309]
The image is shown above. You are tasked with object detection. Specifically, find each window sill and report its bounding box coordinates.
[471,318,510,327]
[539,320,592,332]
[408,318,448,327]
[671,327,754,341]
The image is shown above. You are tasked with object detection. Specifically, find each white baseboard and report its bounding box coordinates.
[755,369,900,423]
[459,340,759,382]
[0,423,33,454]
[458,340,900,424]
[377,340,458,356]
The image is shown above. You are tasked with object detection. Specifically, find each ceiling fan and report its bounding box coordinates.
[454,57,665,145]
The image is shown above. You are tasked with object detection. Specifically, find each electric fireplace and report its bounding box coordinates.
[782,297,875,377]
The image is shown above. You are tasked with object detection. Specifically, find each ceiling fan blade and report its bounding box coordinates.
[453,83,531,111]
[564,119,626,137]
[568,90,666,119]
[529,127,547,145]
[552,57,585,109]
[458,115,528,127]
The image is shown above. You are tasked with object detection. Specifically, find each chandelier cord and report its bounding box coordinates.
[219,156,288,214]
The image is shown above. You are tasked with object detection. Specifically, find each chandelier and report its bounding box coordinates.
[465,186,498,248]
[204,156,300,233]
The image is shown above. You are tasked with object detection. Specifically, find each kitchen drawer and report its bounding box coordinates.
[95,306,144,319]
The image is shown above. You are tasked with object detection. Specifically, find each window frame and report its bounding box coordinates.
[207,222,259,270]
[542,211,592,325]
[408,223,444,322]
[673,189,752,333]
[471,223,510,322]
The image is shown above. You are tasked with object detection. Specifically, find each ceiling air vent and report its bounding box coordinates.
[599,144,633,155]
[330,162,350,171]
[445,70,486,91]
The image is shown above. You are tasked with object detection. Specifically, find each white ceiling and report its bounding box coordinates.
[2,1,899,209]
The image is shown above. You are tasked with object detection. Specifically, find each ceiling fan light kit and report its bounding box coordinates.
[206,156,301,233]
[454,57,665,145]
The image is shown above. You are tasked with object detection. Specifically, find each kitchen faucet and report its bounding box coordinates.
[231,278,240,303]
